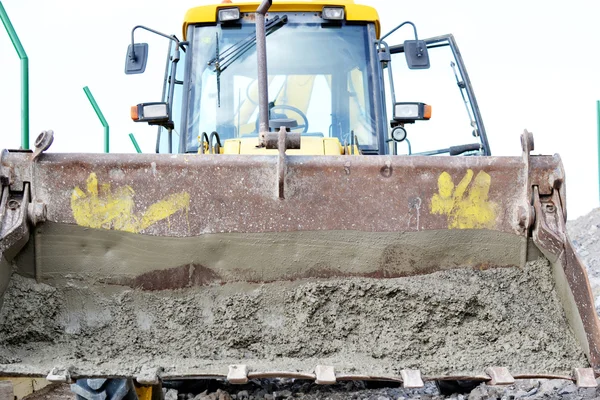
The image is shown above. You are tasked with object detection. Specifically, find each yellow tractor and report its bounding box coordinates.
[1,0,599,398]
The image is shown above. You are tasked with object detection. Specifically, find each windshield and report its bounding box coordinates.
[185,16,378,152]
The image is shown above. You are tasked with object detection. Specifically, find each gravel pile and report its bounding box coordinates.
[568,207,600,312]
[156,378,599,400]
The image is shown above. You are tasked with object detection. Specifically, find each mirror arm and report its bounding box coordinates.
[378,21,425,59]
[379,21,419,46]
[130,25,182,60]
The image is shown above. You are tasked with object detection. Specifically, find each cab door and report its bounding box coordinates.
[383,34,490,156]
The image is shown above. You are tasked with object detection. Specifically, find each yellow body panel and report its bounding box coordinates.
[222,137,343,155]
[183,0,380,38]
[135,385,154,400]
[223,139,241,154]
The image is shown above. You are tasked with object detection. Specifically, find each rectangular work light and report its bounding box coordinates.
[131,102,170,124]
[218,7,241,22]
[393,102,432,123]
[322,6,345,20]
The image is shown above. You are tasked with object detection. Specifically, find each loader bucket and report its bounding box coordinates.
[0,131,599,386]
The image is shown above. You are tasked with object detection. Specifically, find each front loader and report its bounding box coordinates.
[1,0,600,398]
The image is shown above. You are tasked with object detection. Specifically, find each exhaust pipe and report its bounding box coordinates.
[256,0,272,146]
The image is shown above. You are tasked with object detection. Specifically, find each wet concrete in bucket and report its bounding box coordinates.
[0,258,588,378]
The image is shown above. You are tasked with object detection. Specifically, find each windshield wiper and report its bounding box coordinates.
[208,15,287,107]
[208,15,288,74]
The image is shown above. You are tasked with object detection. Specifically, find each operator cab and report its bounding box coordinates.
[125,1,490,157]
[186,10,381,155]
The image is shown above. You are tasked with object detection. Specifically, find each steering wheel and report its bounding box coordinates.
[257,104,309,134]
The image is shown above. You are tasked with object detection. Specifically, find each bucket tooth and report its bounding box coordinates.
[136,366,162,385]
[46,366,72,383]
[248,371,316,380]
[400,369,424,388]
[573,368,597,388]
[227,365,248,384]
[315,365,336,385]
[484,367,514,385]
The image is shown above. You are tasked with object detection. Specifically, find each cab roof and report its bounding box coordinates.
[183,0,380,39]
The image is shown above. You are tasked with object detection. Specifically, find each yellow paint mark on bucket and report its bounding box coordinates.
[430,169,497,229]
[71,172,190,233]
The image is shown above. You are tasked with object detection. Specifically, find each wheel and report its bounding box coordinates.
[71,378,139,400]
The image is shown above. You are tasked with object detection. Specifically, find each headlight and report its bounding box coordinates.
[218,7,241,22]
[322,6,345,20]
[393,102,432,123]
[391,126,407,142]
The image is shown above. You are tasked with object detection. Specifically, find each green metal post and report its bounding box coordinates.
[128,133,142,153]
[597,101,600,203]
[0,1,29,149]
[83,86,109,153]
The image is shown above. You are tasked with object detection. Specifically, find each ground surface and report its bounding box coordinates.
[22,378,600,400]
[14,207,600,399]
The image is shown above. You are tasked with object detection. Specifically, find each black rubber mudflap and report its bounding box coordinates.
[71,378,138,400]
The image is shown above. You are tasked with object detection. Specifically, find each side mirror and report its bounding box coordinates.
[125,43,149,74]
[404,40,430,69]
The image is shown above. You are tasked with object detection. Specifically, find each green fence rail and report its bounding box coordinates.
[83,86,109,153]
[597,101,600,203]
[129,133,142,153]
[1,1,29,149]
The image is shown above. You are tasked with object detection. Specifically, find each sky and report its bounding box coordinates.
[1,0,599,218]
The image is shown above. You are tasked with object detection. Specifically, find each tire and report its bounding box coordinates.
[71,378,139,400]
